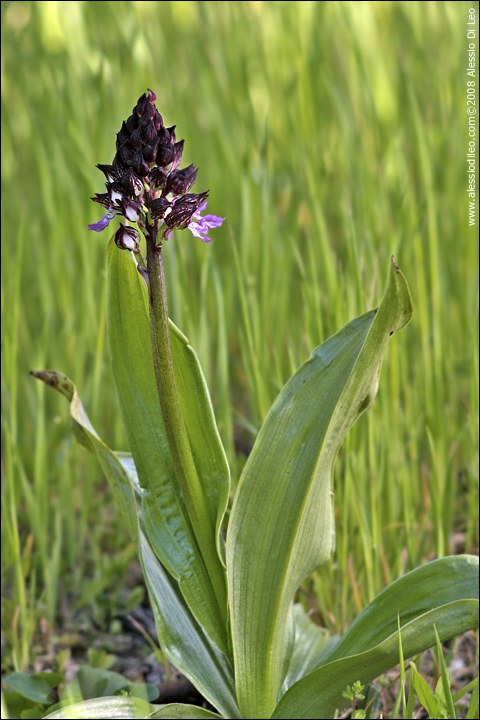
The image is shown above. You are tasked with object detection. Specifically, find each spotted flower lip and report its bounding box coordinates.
[89,89,225,245]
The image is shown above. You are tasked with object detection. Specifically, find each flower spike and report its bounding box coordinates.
[89,90,225,250]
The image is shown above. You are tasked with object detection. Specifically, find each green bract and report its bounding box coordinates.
[35,250,479,720]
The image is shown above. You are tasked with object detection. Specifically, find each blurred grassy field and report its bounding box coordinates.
[1,0,478,673]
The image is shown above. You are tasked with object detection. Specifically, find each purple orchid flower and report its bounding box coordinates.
[187,201,225,243]
[89,91,225,247]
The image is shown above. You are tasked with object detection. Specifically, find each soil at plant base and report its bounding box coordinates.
[5,548,477,717]
[336,631,477,719]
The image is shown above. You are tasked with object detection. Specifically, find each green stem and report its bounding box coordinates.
[145,230,228,633]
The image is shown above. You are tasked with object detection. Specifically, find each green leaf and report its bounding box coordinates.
[3,672,59,705]
[281,604,334,692]
[396,615,408,719]
[272,601,478,718]
[106,242,230,653]
[434,627,456,719]
[31,372,240,720]
[226,258,413,717]
[75,667,128,700]
[43,696,154,719]
[2,690,42,719]
[22,708,46,719]
[465,677,479,719]
[138,530,239,718]
[150,704,224,719]
[105,453,240,719]
[321,555,479,664]
[72,666,157,702]
[409,662,446,719]
[271,558,478,718]
[452,678,478,704]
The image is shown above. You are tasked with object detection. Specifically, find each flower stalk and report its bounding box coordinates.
[88,90,227,635]
[145,226,228,630]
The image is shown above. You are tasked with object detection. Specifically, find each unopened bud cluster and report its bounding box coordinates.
[89,90,224,248]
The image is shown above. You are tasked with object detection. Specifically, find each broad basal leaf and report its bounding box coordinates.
[31,372,239,719]
[272,555,478,718]
[280,604,335,693]
[43,696,154,719]
[150,704,224,719]
[226,258,413,718]
[319,554,479,665]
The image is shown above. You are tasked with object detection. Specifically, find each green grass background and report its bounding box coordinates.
[2,0,478,672]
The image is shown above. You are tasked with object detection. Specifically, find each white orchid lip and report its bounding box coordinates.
[124,205,141,222]
[114,224,141,254]
[110,189,123,204]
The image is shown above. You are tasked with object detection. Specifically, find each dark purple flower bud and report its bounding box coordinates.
[147,88,156,103]
[157,125,170,145]
[150,167,167,191]
[165,164,198,197]
[91,192,111,209]
[143,138,159,164]
[156,144,175,168]
[131,149,150,177]
[122,169,144,197]
[116,121,131,148]
[112,156,129,179]
[150,196,172,220]
[115,224,141,253]
[164,191,209,230]
[166,126,176,143]
[117,140,135,164]
[138,111,153,130]
[96,164,121,183]
[153,107,163,130]
[125,113,138,133]
[135,93,149,116]
[129,126,144,149]
[170,140,185,171]
[143,119,158,144]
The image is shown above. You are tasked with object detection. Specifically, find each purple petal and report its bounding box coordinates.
[188,215,225,242]
[200,214,225,228]
[188,221,212,241]
[187,201,225,242]
[196,200,209,214]
[88,208,117,232]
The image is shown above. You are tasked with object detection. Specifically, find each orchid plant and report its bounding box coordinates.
[34,91,478,720]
